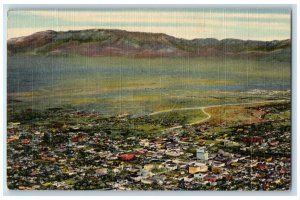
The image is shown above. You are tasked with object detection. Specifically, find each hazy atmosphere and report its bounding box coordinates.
[8,8,291,40]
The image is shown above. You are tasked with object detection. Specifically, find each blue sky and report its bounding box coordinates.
[7,8,291,40]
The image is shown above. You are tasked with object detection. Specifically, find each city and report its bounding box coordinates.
[7,101,291,190]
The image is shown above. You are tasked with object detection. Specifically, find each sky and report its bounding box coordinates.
[7,8,291,41]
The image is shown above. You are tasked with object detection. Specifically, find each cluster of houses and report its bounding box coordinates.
[6,104,291,190]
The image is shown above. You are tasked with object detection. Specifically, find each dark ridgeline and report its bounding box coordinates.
[7,29,291,61]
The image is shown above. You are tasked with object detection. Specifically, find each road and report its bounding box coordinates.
[148,99,289,133]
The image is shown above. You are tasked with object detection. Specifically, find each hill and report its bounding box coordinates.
[7,29,291,61]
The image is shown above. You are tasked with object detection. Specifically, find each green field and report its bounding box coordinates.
[8,56,290,116]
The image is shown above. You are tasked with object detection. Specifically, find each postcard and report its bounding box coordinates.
[6,8,291,191]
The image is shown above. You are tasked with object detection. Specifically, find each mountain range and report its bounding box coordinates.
[7,29,291,61]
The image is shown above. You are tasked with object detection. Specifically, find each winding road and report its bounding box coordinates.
[148,99,289,133]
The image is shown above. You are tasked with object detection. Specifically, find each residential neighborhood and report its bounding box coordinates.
[7,102,291,190]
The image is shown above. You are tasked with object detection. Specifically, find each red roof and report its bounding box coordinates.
[8,129,16,134]
[204,175,217,182]
[256,163,268,171]
[71,134,86,142]
[135,149,146,154]
[279,169,287,174]
[119,154,135,161]
[8,138,17,143]
[241,136,263,144]
[21,139,31,145]
[41,155,56,162]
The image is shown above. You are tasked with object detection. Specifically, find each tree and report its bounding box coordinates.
[42,132,52,144]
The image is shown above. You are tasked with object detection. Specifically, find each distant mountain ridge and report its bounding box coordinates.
[7,29,291,61]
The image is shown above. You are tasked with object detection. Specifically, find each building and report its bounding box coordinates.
[241,136,263,145]
[165,163,177,171]
[144,164,155,171]
[188,163,208,174]
[218,149,234,158]
[165,150,182,157]
[119,154,135,161]
[196,147,208,161]
[256,163,268,171]
[95,168,108,176]
[194,173,205,180]
[204,175,218,182]
[21,139,31,145]
[212,166,222,174]
[138,169,151,177]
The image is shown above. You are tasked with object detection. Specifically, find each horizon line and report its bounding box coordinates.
[7,28,291,42]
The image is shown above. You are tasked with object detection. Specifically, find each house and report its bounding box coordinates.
[212,166,222,174]
[188,163,208,174]
[141,178,153,185]
[138,169,151,177]
[211,161,225,168]
[269,140,279,147]
[189,166,200,174]
[139,139,149,147]
[256,163,268,171]
[224,140,240,147]
[8,137,18,143]
[165,163,177,171]
[144,164,155,171]
[71,133,87,142]
[131,175,142,182]
[117,112,129,118]
[165,150,182,157]
[21,139,31,145]
[112,168,120,173]
[218,149,233,158]
[8,128,16,135]
[119,154,135,161]
[196,147,208,161]
[183,177,194,183]
[135,149,146,154]
[241,136,263,145]
[41,155,56,162]
[7,122,20,129]
[204,175,218,182]
[265,156,273,162]
[152,175,166,185]
[194,173,205,180]
[279,169,288,174]
[95,168,108,176]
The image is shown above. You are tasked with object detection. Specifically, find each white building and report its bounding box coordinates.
[194,173,205,180]
[196,147,208,161]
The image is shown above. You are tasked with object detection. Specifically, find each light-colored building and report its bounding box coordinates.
[144,164,155,170]
[218,149,234,158]
[189,164,208,174]
[194,173,205,180]
[165,150,182,157]
[196,147,208,161]
[138,169,151,177]
[141,178,154,185]
[165,163,178,171]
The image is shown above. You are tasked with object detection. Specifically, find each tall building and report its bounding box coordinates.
[196,147,208,161]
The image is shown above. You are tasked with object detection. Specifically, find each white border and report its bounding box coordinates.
[1,0,299,199]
